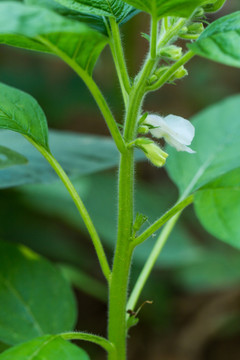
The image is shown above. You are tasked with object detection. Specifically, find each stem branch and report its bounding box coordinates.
[26,137,111,282]
[127,214,181,313]
[37,36,126,154]
[133,195,193,247]
[109,17,131,99]
[148,50,195,92]
[150,16,158,59]
[61,332,116,357]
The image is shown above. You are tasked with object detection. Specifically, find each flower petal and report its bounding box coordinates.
[144,114,195,153]
[164,115,195,145]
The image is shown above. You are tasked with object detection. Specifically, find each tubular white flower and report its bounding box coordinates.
[144,114,195,153]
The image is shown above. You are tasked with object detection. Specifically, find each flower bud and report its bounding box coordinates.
[138,125,149,135]
[159,45,182,61]
[135,138,168,167]
[155,66,170,78]
[171,66,188,81]
[133,212,148,234]
[148,74,158,85]
[194,7,205,17]
[187,22,204,35]
[203,0,227,12]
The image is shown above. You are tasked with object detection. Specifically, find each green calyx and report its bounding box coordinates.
[159,45,182,61]
[134,138,168,167]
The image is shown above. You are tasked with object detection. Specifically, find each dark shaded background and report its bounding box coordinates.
[0,1,240,359]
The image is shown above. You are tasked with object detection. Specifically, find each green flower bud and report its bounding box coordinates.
[187,22,204,35]
[148,74,158,85]
[159,45,182,61]
[135,139,168,167]
[171,66,188,81]
[203,0,227,12]
[133,212,148,234]
[138,125,149,135]
[194,7,205,17]
[155,66,170,78]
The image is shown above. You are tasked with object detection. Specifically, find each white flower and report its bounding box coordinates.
[144,114,195,153]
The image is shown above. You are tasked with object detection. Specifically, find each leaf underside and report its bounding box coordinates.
[121,0,211,19]
[189,11,240,68]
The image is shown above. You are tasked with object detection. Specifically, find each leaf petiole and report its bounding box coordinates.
[25,136,111,282]
[132,195,194,247]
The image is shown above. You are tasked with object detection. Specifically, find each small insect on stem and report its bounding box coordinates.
[127,300,153,318]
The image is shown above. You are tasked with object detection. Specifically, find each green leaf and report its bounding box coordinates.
[194,168,240,249]
[0,241,77,346]
[0,129,145,188]
[0,2,107,74]
[25,0,108,34]
[0,335,89,360]
[166,95,240,196]
[0,146,27,169]
[25,0,139,35]
[52,0,134,20]
[121,0,211,19]
[0,83,49,151]
[189,12,240,68]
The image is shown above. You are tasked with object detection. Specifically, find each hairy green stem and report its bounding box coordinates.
[26,137,111,282]
[107,19,164,358]
[37,36,126,154]
[108,149,135,360]
[127,213,181,313]
[133,195,194,247]
[148,50,195,91]
[150,16,158,59]
[61,332,116,357]
[158,18,187,50]
[109,17,131,99]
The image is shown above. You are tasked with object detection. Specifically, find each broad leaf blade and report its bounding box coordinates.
[25,0,108,34]
[0,83,49,150]
[0,241,77,346]
[189,11,240,68]
[0,146,27,169]
[0,335,89,360]
[52,0,134,20]
[0,2,107,74]
[0,130,146,188]
[166,95,240,196]
[121,0,211,19]
[194,168,240,249]
[25,0,139,34]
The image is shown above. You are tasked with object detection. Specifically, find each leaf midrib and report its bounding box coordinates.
[0,274,44,337]
[181,129,239,198]
[28,336,57,360]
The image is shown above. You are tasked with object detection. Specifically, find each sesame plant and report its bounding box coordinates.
[0,0,240,359]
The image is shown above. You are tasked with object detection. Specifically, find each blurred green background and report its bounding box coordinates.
[0,1,240,359]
